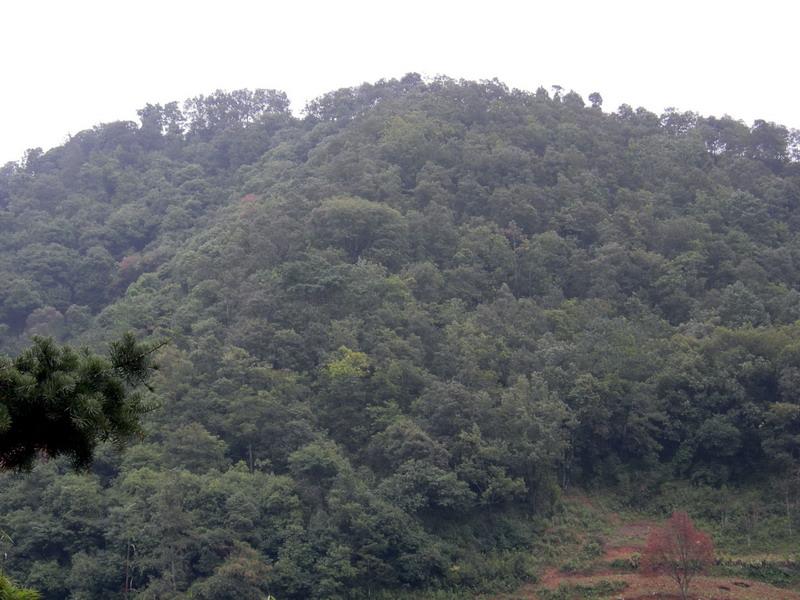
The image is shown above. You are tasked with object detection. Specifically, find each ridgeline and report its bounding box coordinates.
[1,75,799,598]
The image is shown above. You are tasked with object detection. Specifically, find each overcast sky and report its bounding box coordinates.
[1,0,797,164]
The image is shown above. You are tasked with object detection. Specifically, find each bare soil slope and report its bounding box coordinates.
[500,507,800,600]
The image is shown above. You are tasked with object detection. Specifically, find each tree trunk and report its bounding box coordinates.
[680,577,690,600]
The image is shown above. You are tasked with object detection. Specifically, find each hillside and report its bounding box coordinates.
[1,75,799,599]
[502,495,800,600]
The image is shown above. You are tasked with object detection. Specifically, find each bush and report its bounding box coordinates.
[716,555,800,588]
[445,549,538,592]
[609,552,640,571]
[0,575,40,600]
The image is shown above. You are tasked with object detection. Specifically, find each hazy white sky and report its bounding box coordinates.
[1,0,797,164]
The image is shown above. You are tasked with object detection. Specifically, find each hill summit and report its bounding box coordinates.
[1,75,799,599]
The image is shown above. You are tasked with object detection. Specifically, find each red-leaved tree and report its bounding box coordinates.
[640,511,715,600]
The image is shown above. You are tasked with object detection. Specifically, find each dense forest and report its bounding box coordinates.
[1,74,799,599]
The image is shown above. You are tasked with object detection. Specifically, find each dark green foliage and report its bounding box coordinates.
[0,334,160,470]
[1,75,799,598]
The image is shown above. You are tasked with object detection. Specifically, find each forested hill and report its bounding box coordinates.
[1,75,800,599]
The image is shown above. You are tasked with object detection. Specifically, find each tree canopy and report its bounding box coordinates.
[0,76,799,598]
[0,334,161,471]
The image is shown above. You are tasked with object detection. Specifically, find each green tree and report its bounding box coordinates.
[310,196,408,268]
[0,334,162,471]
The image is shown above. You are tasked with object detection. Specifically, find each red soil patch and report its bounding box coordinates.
[500,514,800,600]
[522,573,800,600]
[605,521,656,545]
[539,567,562,587]
[601,519,656,564]
[603,545,640,561]
[614,522,654,538]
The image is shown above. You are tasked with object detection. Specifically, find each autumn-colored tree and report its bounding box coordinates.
[640,512,715,600]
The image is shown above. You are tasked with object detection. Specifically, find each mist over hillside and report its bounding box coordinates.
[1,75,799,599]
